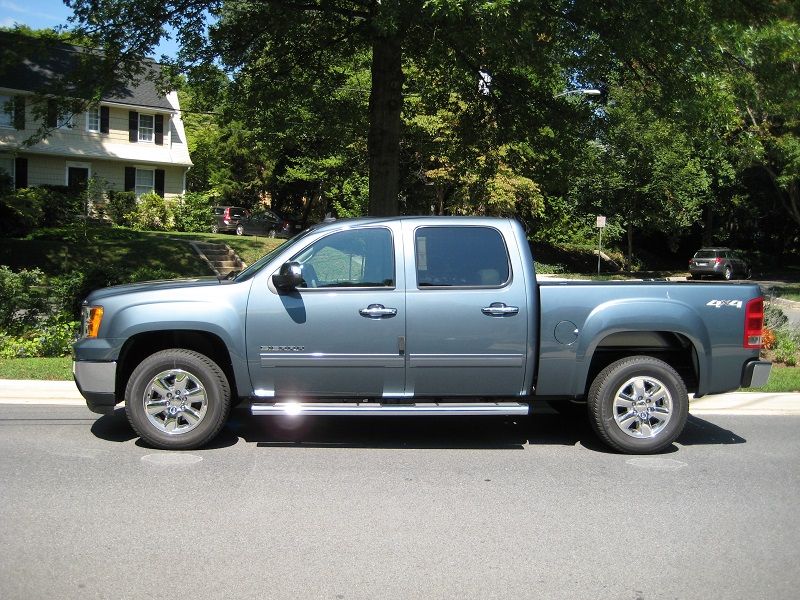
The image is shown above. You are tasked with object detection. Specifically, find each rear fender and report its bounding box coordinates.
[574,298,711,396]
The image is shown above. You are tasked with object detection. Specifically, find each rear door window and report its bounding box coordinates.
[415,226,510,288]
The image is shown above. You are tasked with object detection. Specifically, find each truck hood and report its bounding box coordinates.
[85,277,222,303]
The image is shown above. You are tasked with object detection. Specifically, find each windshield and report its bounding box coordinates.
[233,226,319,282]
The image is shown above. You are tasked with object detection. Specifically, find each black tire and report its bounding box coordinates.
[268,228,277,238]
[723,266,732,280]
[235,224,245,236]
[125,349,231,450]
[211,224,219,234]
[588,356,688,454]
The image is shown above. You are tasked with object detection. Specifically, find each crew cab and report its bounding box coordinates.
[73,217,771,453]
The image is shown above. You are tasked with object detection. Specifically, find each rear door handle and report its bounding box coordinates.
[481,302,519,317]
[359,304,398,318]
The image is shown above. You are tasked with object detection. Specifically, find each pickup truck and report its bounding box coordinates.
[73,217,771,454]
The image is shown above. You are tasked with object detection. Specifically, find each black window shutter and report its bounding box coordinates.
[100,106,109,133]
[154,114,164,145]
[128,111,138,142]
[155,169,165,197]
[14,157,28,189]
[13,96,25,130]
[46,100,58,128]
[124,167,136,192]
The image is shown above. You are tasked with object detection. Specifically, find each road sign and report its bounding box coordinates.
[596,216,606,228]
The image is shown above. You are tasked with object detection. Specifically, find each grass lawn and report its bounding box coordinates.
[771,284,800,303]
[0,225,283,277]
[3,356,798,393]
[0,357,73,380]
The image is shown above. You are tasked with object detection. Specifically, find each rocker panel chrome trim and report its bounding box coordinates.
[251,402,530,416]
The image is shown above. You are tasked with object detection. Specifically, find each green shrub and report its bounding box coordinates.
[764,303,789,330]
[106,191,137,225]
[0,317,78,358]
[37,185,83,226]
[0,187,45,235]
[128,192,175,231]
[0,266,50,332]
[774,329,800,367]
[174,192,214,232]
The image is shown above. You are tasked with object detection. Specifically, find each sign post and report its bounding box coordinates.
[596,216,606,275]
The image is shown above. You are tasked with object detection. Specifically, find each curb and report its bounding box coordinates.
[1,380,799,414]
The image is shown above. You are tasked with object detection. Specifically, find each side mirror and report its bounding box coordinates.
[272,261,304,291]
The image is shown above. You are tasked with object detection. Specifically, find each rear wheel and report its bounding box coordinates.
[211,224,219,234]
[588,356,688,454]
[268,228,277,238]
[723,266,732,280]
[235,224,244,236]
[125,349,231,450]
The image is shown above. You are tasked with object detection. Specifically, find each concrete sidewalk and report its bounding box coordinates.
[1,379,799,415]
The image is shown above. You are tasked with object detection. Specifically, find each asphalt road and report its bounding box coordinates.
[1,404,798,600]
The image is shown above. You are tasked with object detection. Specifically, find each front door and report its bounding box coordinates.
[403,223,529,397]
[67,166,89,193]
[246,224,406,399]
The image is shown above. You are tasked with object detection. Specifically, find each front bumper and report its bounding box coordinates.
[741,360,772,389]
[73,360,118,414]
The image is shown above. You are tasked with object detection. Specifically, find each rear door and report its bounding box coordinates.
[403,222,529,397]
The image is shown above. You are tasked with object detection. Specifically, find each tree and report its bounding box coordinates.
[571,84,711,265]
[66,0,768,217]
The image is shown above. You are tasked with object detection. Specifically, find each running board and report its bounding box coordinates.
[250,401,529,417]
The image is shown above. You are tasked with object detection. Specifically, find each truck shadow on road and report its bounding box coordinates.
[90,408,745,452]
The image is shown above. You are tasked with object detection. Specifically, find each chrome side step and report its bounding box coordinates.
[251,401,529,417]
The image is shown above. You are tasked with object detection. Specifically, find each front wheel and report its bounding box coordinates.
[588,356,688,454]
[125,349,231,450]
[723,266,732,280]
[235,224,245,236]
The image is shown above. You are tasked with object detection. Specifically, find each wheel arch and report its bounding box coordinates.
[116,330,242,404]
[573,299,712,398]
[582,331,700,397]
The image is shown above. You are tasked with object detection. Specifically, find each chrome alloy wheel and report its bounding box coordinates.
[142,369,208,435]
[612,376,673,439]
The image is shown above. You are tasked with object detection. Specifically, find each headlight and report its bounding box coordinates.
[80,305,104,338]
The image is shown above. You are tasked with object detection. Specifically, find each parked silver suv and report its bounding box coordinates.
[689,247,751,280]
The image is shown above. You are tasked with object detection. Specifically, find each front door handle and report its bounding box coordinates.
[359,304,398,318]
[481,302,519,317]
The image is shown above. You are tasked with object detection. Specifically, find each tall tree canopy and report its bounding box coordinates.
[64,0,782,217]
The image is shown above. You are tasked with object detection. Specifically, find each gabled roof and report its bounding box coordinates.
[0,31,173,111]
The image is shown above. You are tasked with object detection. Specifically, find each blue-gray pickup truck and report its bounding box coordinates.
[73,217,771,453]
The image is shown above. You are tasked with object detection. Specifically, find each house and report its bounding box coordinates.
[0,31,192,199]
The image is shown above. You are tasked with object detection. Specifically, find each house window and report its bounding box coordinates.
[86,107,100,132]
[57,111,75,129]
[138,114,154,142]
[135,168,155,197]
[0,96,12,128]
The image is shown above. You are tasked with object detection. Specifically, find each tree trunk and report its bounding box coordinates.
[627,225,634,268]
[367,33,403,216]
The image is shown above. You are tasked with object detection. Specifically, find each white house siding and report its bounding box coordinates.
[20,153,188,199]
[0,94,192,175]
